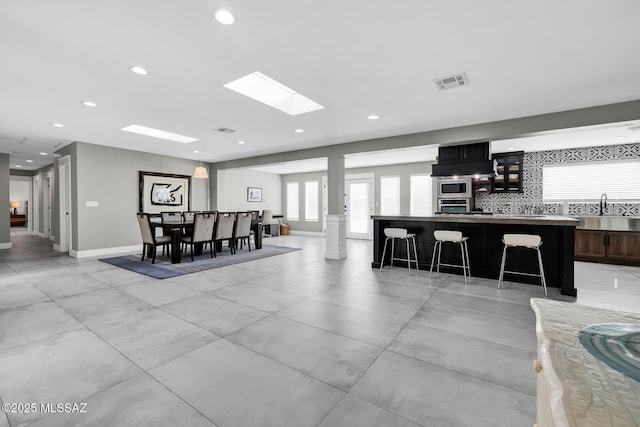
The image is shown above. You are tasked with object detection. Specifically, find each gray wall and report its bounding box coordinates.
[282,162,436,233]
[54,142,210,253]
[0,153,9,245]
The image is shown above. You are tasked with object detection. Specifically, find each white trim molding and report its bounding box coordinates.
[288,230,324,237]
[0,242,12,249]
[69,244,141,259]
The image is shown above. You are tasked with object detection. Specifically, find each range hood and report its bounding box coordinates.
[431,142,497,177]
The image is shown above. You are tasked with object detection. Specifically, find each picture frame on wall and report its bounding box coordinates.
[247,187,263,202]
[139,171,191,213]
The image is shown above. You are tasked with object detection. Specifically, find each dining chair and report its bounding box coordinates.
[136,213,171,264]
[213,212,236,256]
[161,211,181,222]
[181,212,215,261]
[261,209,278,238]
[233,211,253,252]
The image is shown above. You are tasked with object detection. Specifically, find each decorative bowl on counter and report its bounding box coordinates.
[578,323,640,382]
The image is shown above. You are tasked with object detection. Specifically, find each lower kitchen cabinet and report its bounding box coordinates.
[575,229,640,265]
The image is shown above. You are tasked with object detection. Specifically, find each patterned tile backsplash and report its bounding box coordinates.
[475,142,640,216]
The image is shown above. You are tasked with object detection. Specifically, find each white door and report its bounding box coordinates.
[58,156,72,252]
[321,176,327,234]
[43,174,51,239]
[345,178,373,239]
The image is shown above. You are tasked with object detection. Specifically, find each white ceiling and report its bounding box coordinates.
[2,1,640,172]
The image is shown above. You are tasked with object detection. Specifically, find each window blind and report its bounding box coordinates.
[380,176,400,215]
[543,160,640,201]
[304,181,318,221]
[286,182,299,220]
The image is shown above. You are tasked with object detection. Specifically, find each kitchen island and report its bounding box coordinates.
[372,214,579,296]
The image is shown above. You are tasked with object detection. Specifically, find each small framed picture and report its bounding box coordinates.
[247,187,263,202]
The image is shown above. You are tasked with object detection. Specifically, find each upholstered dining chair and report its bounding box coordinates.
[181,212,215,261]
[261,209,278,238]
[136,213,171,264]
[233,211,253,252]
[161,211,181,222]
[213,212,236,256]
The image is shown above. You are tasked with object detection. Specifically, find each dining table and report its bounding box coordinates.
[150,217,263,264]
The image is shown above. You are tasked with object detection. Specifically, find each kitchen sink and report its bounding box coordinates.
[577,216,640,231]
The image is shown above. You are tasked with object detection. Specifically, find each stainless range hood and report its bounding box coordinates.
[431,142,497,177]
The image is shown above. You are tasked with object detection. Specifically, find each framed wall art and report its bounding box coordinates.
[139,171,191,213]
[247,187,263,202]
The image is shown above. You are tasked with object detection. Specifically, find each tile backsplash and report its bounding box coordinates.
[475,142,640,216]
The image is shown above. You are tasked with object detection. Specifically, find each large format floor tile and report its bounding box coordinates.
[160,294,268,336]
[28,374,217,427]
[211,282,307,312]
[277,298,407,348]
[90,308,218,370]
[318,395,421,427]
[351,350,536,427]
[228,316,381,391]
[0,281,50,310]
[118,279,203,306]
[0,301,83,351]
[150,339,344,427]
[0,329,141,426]
[55,288,152,326]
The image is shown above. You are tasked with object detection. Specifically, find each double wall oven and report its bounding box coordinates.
[437,178,472,214]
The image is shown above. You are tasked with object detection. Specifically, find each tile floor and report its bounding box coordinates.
[1,229,640,427]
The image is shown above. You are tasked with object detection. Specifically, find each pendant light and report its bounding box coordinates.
[194,162,209,179]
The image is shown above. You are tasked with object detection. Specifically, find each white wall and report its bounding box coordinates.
[9,177,30,215]
[217,168,282,214]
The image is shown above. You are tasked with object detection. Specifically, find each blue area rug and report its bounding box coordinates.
[99,245,301,279]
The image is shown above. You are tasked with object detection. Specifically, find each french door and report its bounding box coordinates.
[345,177,373,239]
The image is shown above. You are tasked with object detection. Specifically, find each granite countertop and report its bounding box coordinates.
[371,214,579,227]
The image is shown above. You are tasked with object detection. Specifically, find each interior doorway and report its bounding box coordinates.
[345,174,374,240]
[57,156,72,253]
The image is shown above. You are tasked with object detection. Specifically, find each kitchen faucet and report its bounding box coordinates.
[599,193,608,216]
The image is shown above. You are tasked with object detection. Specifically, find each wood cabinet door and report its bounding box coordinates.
[575,230,606,259]
[607,232,640,264]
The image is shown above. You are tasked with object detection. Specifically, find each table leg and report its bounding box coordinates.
[255,222,262,249]
[170,228,182,264]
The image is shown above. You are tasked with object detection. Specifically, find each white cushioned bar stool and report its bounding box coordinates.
[429,230,471,284]
[379,228,419,274]
[498,234,548,296]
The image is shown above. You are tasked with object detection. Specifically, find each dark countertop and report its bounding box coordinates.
[371,214,579,227]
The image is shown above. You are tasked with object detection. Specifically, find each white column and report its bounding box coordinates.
[325,154,347,259]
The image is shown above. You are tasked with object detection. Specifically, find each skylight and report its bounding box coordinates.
[121,125,198,143]
[224,72,324,116]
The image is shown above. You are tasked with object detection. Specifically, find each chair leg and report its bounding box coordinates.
[429,241,439,278]
[459,242,467,284]
[498,245,508,288]
[190,243,194,262]
[151,245,157,264]
[141,244,146,262]
[412,236,419,271]
[380,238,390,271]
[537,247,548,297]
[463,240,471,276]
[209,240,213,258]
[391,239,395,267]
[406,239,412,275]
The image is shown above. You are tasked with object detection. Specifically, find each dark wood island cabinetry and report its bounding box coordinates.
[372,215,579,296]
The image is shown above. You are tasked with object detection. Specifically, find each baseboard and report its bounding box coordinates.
[53,244,62,252]
[0,242,12,249]
[70,244,141,259]
[37,232,45,238]
[288,230,325,237]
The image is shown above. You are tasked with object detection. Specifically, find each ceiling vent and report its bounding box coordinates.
[214,127,235,134]
[433,72,469,91]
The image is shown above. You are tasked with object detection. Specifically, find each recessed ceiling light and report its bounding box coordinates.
[121,124,198,143]
[83,101,97,107]
[26,160,33,163]
[193,150,200,153]
[507,147,516,151]
[237,140,246,144]
[215,9,235,25]
[131,66,148,75]
[40,152,47,155]
[294,129,304,133]
[224,71,324,116]
[51,123,64,127]
[366,115,379,120]
[615,136,627,140]
[15,165,22,168]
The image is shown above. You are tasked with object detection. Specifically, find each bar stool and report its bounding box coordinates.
[498,234,548,296]
[429,230,471,284]
[379,228,419,274]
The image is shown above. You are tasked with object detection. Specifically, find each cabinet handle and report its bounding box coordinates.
[533,359,543,373]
